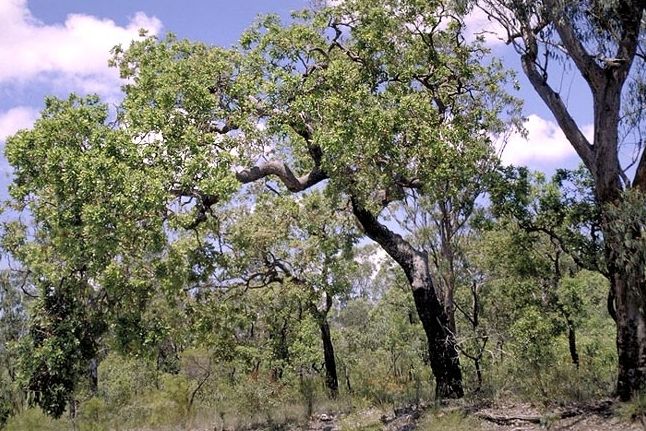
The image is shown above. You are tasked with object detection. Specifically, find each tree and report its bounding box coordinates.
[477,0,646,399]
[2,95,173,416]
[218,191,357,398]
[4,0,519,404]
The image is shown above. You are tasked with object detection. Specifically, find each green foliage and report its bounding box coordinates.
[4,408,63,431]
[0,0,627,427]
[0,272,29,426]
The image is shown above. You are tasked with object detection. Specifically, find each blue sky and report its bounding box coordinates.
[0,0,592,195]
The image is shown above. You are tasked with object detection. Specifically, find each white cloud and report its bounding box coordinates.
[0,0,162,96]
[500,114,594,166]
[0,106,38,141]
[0,106,39,177]
[463,6,507,46]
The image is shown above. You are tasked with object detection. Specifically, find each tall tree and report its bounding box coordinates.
[477,0,646,399]
[4,0,519,404]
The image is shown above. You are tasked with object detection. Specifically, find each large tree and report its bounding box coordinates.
[476,0,646,399]
[4,0,519,405]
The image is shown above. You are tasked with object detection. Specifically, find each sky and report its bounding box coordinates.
[0,0,593,197]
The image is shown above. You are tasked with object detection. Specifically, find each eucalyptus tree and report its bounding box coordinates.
[4,0,519,404]
[475,0,645,398]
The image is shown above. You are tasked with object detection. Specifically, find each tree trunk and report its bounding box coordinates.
[270,320,289,380]
[88,358,98,395]
[566,320,579,369]
[508,0,645,397]
[351,197,463,399]
[606,235,646,400]
[320,319,339,398]
[413,284,464,398]
[595,109,646,399]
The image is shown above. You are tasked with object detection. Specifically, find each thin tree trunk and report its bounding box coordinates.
[566,320,579,369]
[351,197,463,399]
[320,319,339,398]
[270,320,289,380]
[88,358,98,395]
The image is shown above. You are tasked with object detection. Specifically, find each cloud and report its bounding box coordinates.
[0,106,38,141]
[0,106,39,177]
[500,114,593,166]
[463,6,507,46]
[0,0,162,96]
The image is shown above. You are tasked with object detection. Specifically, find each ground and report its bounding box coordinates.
[301,399,645,431]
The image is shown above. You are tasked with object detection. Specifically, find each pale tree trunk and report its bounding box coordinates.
[604,221,646,399]
[593,77,646,399]
[491,0,646,398]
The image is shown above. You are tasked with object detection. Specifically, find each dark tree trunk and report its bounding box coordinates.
[412,286,463,398]
[88,358,98,394]
[566,320,579,369]
[351,197,463,399]
[320,319,339,398]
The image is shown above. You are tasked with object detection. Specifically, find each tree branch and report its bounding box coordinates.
[235,161,327,192]
[544,0,604,90]
[350,196,421,282]
[521,55,595,172]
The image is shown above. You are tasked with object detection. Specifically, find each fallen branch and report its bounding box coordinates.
[474,409,581,425]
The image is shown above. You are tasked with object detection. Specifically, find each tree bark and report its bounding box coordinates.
[88,358,98,395]
[320,319,339,398]
[594,80,646,399]
[606,228,646,400]
[351,197,463,398]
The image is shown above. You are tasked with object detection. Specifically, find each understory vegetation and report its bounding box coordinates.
[0,237,620,430]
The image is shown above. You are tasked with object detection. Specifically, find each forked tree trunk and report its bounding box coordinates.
[512,1,646,396]
[352,197,463,398]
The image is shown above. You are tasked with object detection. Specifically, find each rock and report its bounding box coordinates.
[319,413,333,422]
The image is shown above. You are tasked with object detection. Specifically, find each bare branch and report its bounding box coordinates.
[235,161,328,193]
